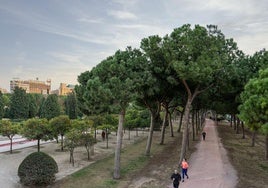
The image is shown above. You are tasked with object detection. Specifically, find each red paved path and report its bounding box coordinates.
[174,119,237,188]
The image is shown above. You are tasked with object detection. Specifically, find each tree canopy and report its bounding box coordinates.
[9,87,29,119]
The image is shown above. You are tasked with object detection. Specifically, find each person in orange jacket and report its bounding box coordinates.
[181,158,189,182]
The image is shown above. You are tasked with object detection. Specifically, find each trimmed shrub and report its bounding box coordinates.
[18,151,58,186]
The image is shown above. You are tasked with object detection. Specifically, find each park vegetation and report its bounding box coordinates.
[18,151,58,186]
[0,23,267,184]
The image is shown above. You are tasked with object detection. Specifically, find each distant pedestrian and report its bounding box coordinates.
[181,158,189,182]
[101,131,105,141]
[202,131,206,140]
[170,169,181,188]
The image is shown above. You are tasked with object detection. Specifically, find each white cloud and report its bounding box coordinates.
[108,10,138,20]
[77,17,103,24]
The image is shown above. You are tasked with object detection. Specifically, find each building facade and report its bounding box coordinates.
[10,78,51,94]
[58,83,75,95]
[0,87,8,94]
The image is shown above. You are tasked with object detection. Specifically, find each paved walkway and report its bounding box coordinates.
[177,119,237,188]
[0,135,52,153]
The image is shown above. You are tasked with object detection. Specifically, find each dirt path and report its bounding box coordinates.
[127,119,238,188]
[178,119,238,188]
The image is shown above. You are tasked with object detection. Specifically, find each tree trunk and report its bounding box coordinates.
[106,128,109,149]
[169,112,174,137]
[236,117,240,134]
[177,110,184,132]
[86,147,90,160]
[160,106,168,145]
[179,79,203,163]
[192,110,195,141]
[265,134,268,160]
[9,138,13,154]
[230,115,233,127]
[179,97,192,163]
[37,139,40,152]
[61,134,64,151]
[251,130,256,147]
[71,150,74,166]
[241,121,245,139]
[145,111,156,156]
[69,148,74,166]
[113,109,125,179]
[233,115,237,131]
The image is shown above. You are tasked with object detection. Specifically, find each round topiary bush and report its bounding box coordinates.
[18,151,58,186]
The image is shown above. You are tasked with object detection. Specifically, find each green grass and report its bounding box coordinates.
[120,155,147,176]
[217,122,268,188]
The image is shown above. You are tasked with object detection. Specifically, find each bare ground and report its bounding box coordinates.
[0,131,147,188]
[0,119,237,188]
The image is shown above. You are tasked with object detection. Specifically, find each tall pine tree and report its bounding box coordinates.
[9,87,29,119]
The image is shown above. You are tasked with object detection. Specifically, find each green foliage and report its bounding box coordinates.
[65,92,78,119]
[0,120,21,153]
[23,118,51,140]
[50,115,71,136]
[50,115,71,150]
[75,70,93,116]
[71,119,91,132]
[18,151,58,186]
[2,94,11,118]
[125,106,150,129]
[64,127,84,166]
[28,94,39,118]
[58,95,67,116]
[22,118,52,151]
[239,68,268,133]
[9,87,29,119]
[64,128,82,148]
[40,94,60,120]
[102,114,118,130]
[0,120,20,138]
[170,25,227,88]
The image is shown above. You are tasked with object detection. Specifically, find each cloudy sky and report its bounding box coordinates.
[0,0,267,92]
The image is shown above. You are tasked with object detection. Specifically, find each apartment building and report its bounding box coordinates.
[58,83,75,95]
[10,78,51,94]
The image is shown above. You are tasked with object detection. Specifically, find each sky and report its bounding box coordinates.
[0,0,268,92]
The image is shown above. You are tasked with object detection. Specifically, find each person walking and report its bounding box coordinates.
[181,158,189,182]
[101,130,105,141]
[202,131,206,140]
[170,169,181,188]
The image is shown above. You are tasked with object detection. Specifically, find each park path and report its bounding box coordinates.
[177,119,238,188]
